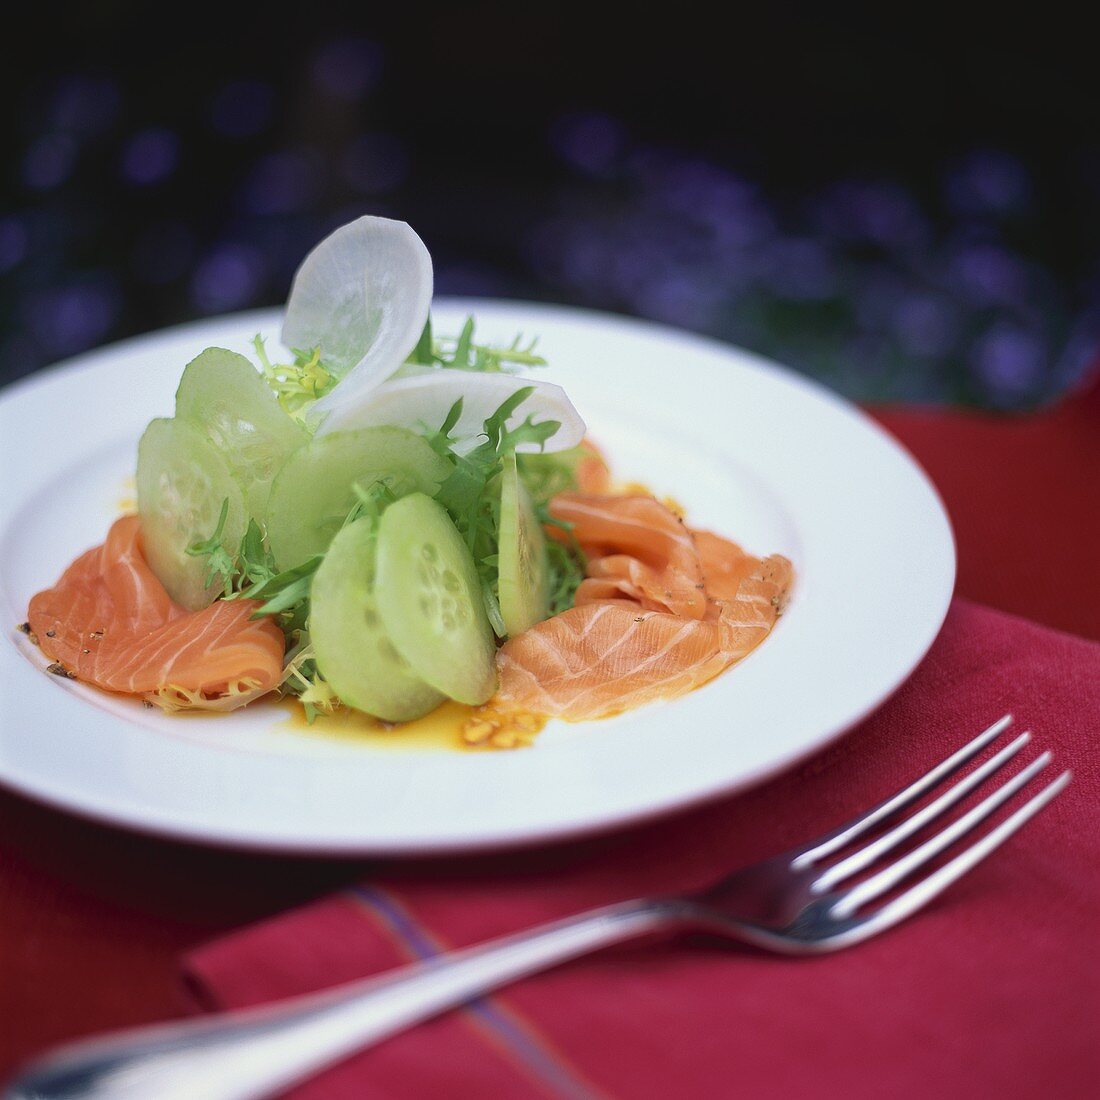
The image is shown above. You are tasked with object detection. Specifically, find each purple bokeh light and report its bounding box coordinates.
[948,242,1030,309]
[0,217,28,274]
[549,113,626,177]
[190,243,266,313]
[971,325,1047,402]
[891,294,961,358]
[946,150,1032,218]
[121,128,180,186]
[24,278,121,357]
[629,268,726,329]
[816,180,930,249]
[755,237,839,301]
[2,54,1089,412]
[242,151,322,215]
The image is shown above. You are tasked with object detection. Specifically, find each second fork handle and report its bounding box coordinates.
[9,897,702,1100]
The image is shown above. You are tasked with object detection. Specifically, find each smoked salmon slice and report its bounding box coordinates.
[575,439,613,494]
[497,494,791,720]
[550,493,708,619]
[27,515,284,708]
[692,528,762,601]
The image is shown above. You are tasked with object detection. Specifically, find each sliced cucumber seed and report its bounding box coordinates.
[375,493,497,705]
[310,517,444,722]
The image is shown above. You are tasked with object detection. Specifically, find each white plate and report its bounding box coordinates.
[0,302,954,854]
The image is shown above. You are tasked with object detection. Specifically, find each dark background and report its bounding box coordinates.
[2,6,1097,407]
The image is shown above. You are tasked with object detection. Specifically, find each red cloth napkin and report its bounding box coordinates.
[184,375,1100,1099]
[186,601,1099,1099]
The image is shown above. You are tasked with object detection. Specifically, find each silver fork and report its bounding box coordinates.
[6,715,1069,1100]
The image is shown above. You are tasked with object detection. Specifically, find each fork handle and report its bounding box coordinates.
[7,897,698,1100]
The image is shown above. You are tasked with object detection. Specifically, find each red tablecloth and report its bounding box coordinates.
[2,373,1098,1094]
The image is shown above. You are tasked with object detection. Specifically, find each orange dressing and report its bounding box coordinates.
[278,697,547,752]
[616,480,684,518]
[117,475,137,515]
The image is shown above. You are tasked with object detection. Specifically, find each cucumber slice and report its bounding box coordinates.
[375,494,497,704]
[136,417,247,610]
[498,453,550,636]
[311,518,445,722]
[174,347,307,522]
[265,427,450,569]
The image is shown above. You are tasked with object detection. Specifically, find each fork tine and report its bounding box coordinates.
[827,770,1071,945]
[811,731,1033,892]
[830,752,1053,917]
[793,714,1013,868]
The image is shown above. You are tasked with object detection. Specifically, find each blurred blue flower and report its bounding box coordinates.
[525,125,1097,406]
[243,150,322,215]
[549,113,626,176]
[947,242,1030,309]
[25,277,120,357]
[816,180,929,249]
[311,38,383,101]
[0,217,28,274]
[756,238,839,301]
[555,230,612,293]
[892,294,961,358]
[629,268,725,329]
[946,150,1032,217]
[647,159,748,216]
[609,234,695,300]
[649,161,777,253]
[971,324,1047,403]
[852,266,907,330]
[190,243,265,313]
[121,128,180,186]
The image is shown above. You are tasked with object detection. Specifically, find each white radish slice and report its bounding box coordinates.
[281,216,432,430]
[315,369,586,454]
